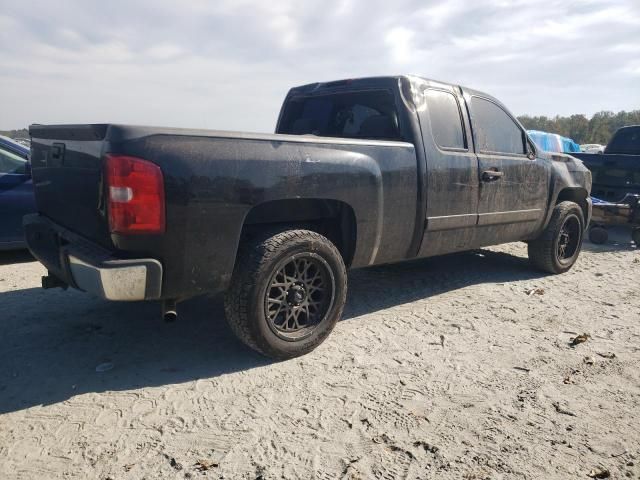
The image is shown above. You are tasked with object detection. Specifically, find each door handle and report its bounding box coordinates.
[482,170,504,182]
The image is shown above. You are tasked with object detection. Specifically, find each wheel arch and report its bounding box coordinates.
[238,198,358,268]
[555,187,590,225]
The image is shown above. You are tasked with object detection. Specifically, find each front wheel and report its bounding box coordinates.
[528,201,585,274]
[224,229,347,359]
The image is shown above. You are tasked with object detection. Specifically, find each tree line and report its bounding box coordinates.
[517,110,640,145]
[0,128,29,139]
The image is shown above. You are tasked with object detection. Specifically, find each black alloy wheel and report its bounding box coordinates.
[224,229,347,359]
[556,214,581,264]
[264,254,335,341]
[528,201,585,274]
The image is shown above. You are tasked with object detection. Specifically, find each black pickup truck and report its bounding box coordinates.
[573,125,640,201]
[24,76,592,358]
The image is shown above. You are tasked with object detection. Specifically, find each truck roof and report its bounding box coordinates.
[286,75,505,111]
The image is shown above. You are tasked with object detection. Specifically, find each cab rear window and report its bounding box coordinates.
[606,127,640,155]
[278,90,402,141]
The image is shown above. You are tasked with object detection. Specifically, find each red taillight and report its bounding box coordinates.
[105,154,165,234]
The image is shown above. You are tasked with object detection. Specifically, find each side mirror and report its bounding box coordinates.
[524,136,537,160]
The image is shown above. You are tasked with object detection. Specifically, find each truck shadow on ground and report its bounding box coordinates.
[0,248,545,415]
[0,250,34,266]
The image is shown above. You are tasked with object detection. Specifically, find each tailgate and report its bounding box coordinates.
[573,152,640,201]
[29,124,112,247]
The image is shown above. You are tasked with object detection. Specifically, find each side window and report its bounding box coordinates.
[471,97,525,155]
[425,90,466,150]
[0,148,27,174]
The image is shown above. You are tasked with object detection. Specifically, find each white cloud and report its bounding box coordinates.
[0,0,638,131]
[268,14,299,49]
[385,27,415,64]
[146,44,185,61]
[417,2,463,28]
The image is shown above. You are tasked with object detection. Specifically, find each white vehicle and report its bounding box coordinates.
[580,143,605,153]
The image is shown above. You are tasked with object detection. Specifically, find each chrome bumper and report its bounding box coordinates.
[68,255,163,301]
[24,214,163,301]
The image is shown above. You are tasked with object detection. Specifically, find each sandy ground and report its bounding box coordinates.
[0,232,639,480]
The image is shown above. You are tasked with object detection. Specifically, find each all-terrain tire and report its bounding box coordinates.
[528,201,585,274]
[224,229,347,359]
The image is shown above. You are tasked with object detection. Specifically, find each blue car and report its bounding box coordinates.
[527,130,580,154]
[0,136,36,250]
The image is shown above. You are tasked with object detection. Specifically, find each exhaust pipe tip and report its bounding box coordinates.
[162,299,178,322]
[163,310,178,322]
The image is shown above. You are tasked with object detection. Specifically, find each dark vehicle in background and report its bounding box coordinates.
[0,136,29,155]
[0,136,35,250]
[24,75,592,358]
[573,125,640,201]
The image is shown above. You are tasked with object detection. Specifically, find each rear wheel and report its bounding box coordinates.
[632,228,640,246]
[528,201,585,274]
[224,229,347,359]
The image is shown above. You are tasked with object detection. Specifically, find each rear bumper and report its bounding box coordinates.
[23,214,162,301]
[0,240,27,251]
[66,255,162,301]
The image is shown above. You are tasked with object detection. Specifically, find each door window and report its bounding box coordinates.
[471,97,526,155]
[0,148,27,174]
[425,89,466,150]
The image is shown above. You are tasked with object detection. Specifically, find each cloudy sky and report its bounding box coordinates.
[1,0,638,132]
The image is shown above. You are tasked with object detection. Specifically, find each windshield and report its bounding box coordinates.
[0,136,29,158]
[278,90,403,141]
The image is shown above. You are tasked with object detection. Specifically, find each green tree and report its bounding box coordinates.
[518,110,640,145]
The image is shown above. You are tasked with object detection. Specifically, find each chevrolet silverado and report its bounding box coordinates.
[24,76,592,358]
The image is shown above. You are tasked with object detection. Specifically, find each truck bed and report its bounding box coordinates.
[28,124,418,299]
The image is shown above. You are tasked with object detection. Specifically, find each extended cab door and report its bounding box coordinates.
[416,82,480,257]
[465,93,549,244]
